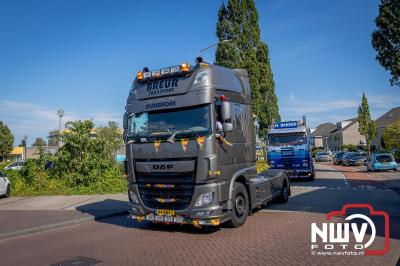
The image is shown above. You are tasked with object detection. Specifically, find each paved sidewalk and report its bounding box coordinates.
[0,194,128,240]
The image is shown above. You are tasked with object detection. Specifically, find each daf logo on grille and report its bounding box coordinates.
[153,164,174,170]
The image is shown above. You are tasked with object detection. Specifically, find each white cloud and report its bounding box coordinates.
[281,92,400,115]
[280,92,400,129]
[0,100,122,145]
[281,94,358,114]
[368,94,400,108]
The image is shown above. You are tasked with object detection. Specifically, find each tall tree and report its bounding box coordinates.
[18,140,25,147]
[32,137,46,147]
[55,120,115,186]
[215,0,280,139]
[0,121,14,162]
[372,0,400,86]
[382,120,400,149]
[357,93,376,155]
[97,121,123,157]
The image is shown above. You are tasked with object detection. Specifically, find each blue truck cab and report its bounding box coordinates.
[267,117,315,180]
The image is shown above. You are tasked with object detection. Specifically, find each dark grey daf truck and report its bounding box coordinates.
[123,59,290,228]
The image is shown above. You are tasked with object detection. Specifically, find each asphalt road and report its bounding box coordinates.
[0,164,399,266]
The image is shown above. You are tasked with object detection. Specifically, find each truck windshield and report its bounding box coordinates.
[268,133,306,146]
[127,104,211,141]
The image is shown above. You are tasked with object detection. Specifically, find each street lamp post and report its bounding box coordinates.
[23,135,27,160]
[57,109,65,146]
[197,39,232,57]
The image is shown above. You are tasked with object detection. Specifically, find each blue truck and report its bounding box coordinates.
[267,117,315,180]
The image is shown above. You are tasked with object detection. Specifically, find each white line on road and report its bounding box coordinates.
[291,185,389,191]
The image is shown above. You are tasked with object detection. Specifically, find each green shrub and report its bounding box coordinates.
[3,120,127,196]
[256,160,269,174]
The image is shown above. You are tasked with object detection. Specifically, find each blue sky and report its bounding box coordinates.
[0,0,399,145]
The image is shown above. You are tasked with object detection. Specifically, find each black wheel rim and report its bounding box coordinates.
[235,194,246,216]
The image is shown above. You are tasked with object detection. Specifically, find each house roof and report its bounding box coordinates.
[10,147,23,155]
[311,123,336,137]
[375,107,400,128]
[341,118,358,131]
[328,118,358,134]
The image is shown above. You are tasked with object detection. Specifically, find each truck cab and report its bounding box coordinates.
[123,60,289,228]
[267,119,315,180]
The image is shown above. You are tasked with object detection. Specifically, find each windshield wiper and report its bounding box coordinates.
[166,128,196,143]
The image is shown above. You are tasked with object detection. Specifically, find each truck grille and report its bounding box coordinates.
[136,172,195,210]
[281,147,294,165]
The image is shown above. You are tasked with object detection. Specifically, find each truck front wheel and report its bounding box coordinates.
[227,182,249,228]
[276,181,289,203]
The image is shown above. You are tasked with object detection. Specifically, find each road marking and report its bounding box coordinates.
[338,169,351,188]
[291,185,389,191]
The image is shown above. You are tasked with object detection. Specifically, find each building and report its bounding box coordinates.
[2,147,24,162]
[47,130,61,146]
[311,123,336,150]
[372,107,400,150]
[48,128,124,146]
[328,118,366,151]
[26,146,59,159]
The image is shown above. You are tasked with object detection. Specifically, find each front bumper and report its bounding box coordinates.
[128,181,230,227]
[374,164,397,171]
[280,168,313,178]
[348,161,364,166]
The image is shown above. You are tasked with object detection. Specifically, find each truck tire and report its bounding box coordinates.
[227,182,249,228]
[308,171,315,181]
[275,181,289,203]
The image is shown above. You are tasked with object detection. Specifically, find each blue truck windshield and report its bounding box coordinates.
[268,133,307,146]
[127,104,211,140]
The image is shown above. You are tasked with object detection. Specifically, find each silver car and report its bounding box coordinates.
[4,160,25,171]
[316,151,331,162]
[0,170,11,198]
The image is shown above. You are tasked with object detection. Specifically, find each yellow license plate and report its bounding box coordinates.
[156,209,175,216]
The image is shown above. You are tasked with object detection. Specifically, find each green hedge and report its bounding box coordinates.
[4,165,126,196]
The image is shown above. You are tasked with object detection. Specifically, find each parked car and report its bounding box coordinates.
[333,152,345,165]
[342,152,365,166]
[367,153,398,172]
[4,160,25,171]
[45,160,54,170]
[357,151,367,165]
[316,151,331,162]
[0,170,11,198]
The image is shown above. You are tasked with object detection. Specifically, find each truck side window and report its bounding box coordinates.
[215,103,223,124]
[234,104,245,143]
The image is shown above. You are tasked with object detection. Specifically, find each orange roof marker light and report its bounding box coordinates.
[180,63,190,72]
[137,71,144,80]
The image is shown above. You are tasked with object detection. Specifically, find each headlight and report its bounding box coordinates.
[193,71,208,84]
[194,192,213,207]
[129,191,139,204]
